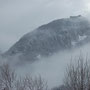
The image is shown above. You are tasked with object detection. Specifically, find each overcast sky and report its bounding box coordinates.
[0,0,90,52]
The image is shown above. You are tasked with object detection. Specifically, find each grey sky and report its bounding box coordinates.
[0,0,90,52]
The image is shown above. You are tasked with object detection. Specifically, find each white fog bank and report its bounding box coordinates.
[15,42,90,88]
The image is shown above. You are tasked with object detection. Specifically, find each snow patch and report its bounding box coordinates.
[72,35,87,46]
[78,35,87,41]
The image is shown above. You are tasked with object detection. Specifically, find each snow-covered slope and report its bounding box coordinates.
[3,15,90,61]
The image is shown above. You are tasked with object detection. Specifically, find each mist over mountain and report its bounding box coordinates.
[3,15,90,63]
[1,0,90,89]
[1,15,90,89]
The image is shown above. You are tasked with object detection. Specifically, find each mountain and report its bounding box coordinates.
[3,15,90,61]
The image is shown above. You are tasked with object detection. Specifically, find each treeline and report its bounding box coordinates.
[52,56,90,90]
[1,56,90,90]
[0,64,48,90]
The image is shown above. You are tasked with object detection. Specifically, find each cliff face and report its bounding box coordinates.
[3,16,90,61]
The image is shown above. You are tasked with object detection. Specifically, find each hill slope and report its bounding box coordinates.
[3,15,90,61]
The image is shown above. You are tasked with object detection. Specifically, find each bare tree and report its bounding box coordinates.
[15,78,26,90]
[0,64,16,90]
[64,56,90,90]
[0,64,48,90]
[16,76,48,90]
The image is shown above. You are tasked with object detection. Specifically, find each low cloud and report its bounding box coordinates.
[16,43,90,88]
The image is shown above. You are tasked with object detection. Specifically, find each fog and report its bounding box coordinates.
[14,42,90,88]
[0,42,90,89]
[1,0,90,89]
